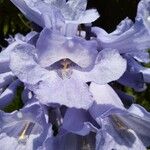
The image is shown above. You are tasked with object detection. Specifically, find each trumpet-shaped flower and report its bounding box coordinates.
[10,28,126,109]
[118,55,150,91]
[10,0,99,36]
[0,32,38,109]
[137,0,150,34]
[92,17,150,63]
[91,11,150,90]
[61,82,150,150]
[0,100,52,150]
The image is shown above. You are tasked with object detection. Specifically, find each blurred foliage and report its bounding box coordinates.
[0,0,31,47]
[0,0,150,112]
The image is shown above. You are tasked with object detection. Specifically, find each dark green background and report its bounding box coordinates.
[0,0,150,111]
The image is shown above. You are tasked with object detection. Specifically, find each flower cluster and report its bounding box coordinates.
[0,0,150,149]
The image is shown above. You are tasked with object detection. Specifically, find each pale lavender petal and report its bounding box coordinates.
[89,82,124,108]
[0,101,52,150]
[0,41,21,73]
[110,17,134,35]
[10,44,51,85]
[126,50,150,63]
[136,0,150,34]
[36,3,65,29]
[62,0,87,21]
[96,121,146,150]
[119,104,150,147]
[10,44,93,109]
[61,23,78,37]
[76,9,100,24]
[62,0,99,23]
[118,71,146,92]
[0,72,15,88]
[74,49,127,84]
[36,28,98,68]
[32,73,93,109]
[42,132,95,150]
[92,18,150,57]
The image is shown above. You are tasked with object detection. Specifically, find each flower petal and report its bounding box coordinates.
[77,9,100,24]
[136,0,150,34]
[74,49,127,84]
[10,44,51,85]
[92,18,150,57]
[126,55,150,83]
[118,71,146,92]
[89,82,124,108]
[96,121,146,150]
[10,43,93,109]
[10,0,44,27]
[119,104,150,147]
[42,132,95,150]
[0,41,21,73]
[0,101,52,150]
[32,73,93,109]
[62,0,87,21]
[36,28,98,68]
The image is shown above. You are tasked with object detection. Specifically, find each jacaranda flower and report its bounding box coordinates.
[10,0,99,36]
[61,82,150,150]
[1,0,150,149]
[91,6,150,91]
[118,54,150,91]
[0,100,52,150]
[137,0,150,34]
[0,32,38,109]
[9,28,126,109]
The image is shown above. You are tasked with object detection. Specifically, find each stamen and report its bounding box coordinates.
[111,115,128,130]
[58,59,73,79]
[60,59,71,70]
[18,122,35,142]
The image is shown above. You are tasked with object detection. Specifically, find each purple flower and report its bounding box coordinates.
[136,0,150,34]
[118,55,150,91]
[10,0,99,36]
[61,82,150,150]
[92,16,150,63]
[9,28,126,109]
[0,32,38,109]
[0,100,52,150]
[91,8,150,90]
